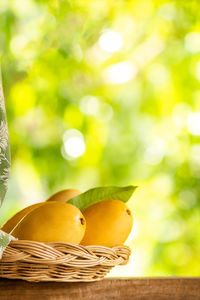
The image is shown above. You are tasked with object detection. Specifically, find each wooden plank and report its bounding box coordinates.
[0,278,199,300]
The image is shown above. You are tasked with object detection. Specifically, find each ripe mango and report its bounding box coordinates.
[46,189,81,203]
[12,202,86,244]
[1,202,45,234]
[81,200,133,247]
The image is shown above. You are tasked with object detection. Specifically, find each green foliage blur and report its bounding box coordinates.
[0,0,200,276]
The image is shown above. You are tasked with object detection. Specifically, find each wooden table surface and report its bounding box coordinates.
[0,278,200,300]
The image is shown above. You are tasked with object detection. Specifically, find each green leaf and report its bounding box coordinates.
[68,185,137,211]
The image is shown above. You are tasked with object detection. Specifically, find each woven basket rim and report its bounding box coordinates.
[9,239,131,248]
[4,239,131,265]
[0,239,131,282]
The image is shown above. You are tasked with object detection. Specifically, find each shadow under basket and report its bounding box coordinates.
[0,240,131,282]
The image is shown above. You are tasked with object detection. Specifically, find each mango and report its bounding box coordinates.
[1,202,45,234]
[12,202,86,244]
[46,189,81,203]
[81,200,133,247]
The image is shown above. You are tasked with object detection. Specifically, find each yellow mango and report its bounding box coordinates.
[2,189,81,234]
[12,202,86,244]
[46,189,81,203]
[81,200,133,247]
[1,202,45,234]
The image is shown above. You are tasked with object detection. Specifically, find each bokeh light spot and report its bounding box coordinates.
[185,32,200,53]
[104,61,137,84]
[187,112,200,135]
[62,129,85,159]
[99,30,123,53]
[80,96,99,115]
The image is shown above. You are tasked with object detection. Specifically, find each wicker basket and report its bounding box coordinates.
[0,240,131,282]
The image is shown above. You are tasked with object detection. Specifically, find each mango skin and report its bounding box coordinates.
[12,202,86,244]
[2,189,81,234]
[46,189,81,203]
[1,202,45,234]
[81,200,133,247]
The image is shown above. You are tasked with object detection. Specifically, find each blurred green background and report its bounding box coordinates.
[0,0,200,276]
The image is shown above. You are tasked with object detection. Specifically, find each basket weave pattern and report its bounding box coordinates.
[0,240,131,282]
